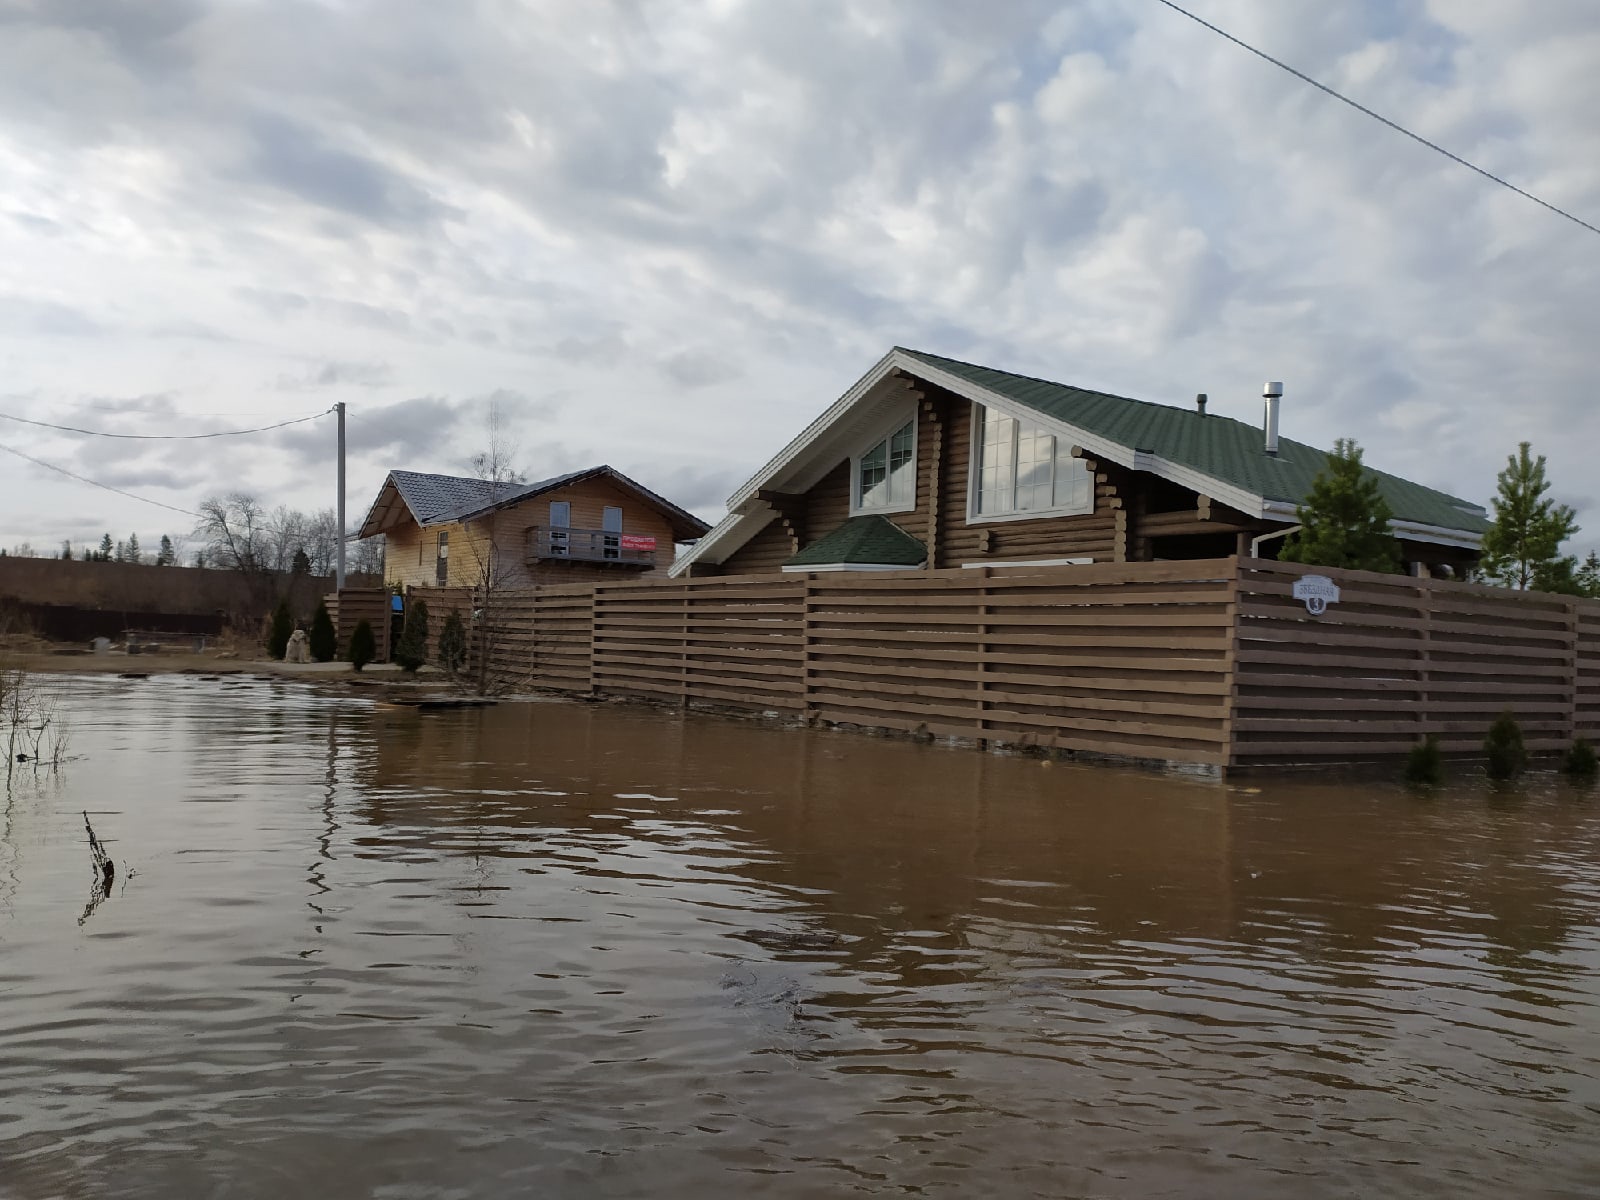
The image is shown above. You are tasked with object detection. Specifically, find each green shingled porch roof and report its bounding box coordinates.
[899,348,1489,535]
[786,515,927,567]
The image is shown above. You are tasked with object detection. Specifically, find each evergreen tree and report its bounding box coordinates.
[114,540,128,563]
[1574,551,1600,599]
[291,546,312,575]
[98,533,113,562]
[393,599,430,673]
[60,541,72,561]
[437,610,468,676]
[157,535,176,567]
[125,533,141,564]
[348,619,376,671]
[267,598,294,660]
[1480,442,1578,590]
[1484,711,1528,782]
[1278,439,1402,573]
[308,601,337,662]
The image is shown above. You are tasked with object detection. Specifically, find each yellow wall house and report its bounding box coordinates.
[356,466,711,592]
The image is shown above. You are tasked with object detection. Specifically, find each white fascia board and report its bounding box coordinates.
[668,510,754,576]
[727,348,904,510]
[779,562,923,573]
[1263,499,1483,550]
[1388,520,1485,551]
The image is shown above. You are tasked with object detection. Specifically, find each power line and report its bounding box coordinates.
[0,406,334,440]
[1151,0,1600,239]
[0,442,200,518]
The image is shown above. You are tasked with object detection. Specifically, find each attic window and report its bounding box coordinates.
[969,405,1092,521]
[852,417,916,514]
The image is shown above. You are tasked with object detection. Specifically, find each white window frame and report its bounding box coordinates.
[965,404,1094,524]
[849,410,918,517]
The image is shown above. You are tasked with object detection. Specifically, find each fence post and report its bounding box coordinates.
[1220,556,1243,769]
[679,580,690,709]
[802,573,815,723]
[588,585,601,696]
[1567,597,1580,742]
[975,566,990,750]
[1418,579,1432,740]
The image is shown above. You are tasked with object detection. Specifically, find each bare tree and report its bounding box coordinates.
[349,532,385,578]
[304,508,341,576]
[463,402,528,693]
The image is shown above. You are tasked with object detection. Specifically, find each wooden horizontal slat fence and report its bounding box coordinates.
[325,588,391,662]
[1231,559,1600,765]
[389,557,1600,771]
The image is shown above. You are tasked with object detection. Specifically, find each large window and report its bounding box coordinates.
[972,406,1092,518]
[855,418,916,512]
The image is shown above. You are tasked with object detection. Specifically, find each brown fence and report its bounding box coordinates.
[325,588,392,662]
[386,558,1600,770]
[1231,559,1600,765]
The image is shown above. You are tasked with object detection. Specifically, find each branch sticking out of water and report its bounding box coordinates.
[79,811,115,926]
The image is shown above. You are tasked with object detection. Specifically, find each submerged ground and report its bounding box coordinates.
[2,676,1598,1198]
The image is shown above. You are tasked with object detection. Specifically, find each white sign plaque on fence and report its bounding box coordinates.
[1292,574,1341,616]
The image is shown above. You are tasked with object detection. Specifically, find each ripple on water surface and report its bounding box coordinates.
[2,674,1599,1198]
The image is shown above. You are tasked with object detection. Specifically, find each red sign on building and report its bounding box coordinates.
[619,534,657,552]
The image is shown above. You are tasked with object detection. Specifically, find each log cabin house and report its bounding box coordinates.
[671,348,1488,579]
[358,465,711,590]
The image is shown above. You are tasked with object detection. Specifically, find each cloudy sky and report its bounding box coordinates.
[1,0,1597,556]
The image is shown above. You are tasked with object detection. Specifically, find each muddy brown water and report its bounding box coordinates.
[2,676,1599,1198]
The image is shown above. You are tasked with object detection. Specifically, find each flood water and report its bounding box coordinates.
[3,676,1600,1198]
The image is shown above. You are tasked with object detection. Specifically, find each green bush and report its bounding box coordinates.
[308,602,337,663]
[437,610,468,675]
[394,599,430,673]
[266,598,294,660]
[1404,735,1443,786]
[348,619,376,672]
[1562,736,1598,781]
[1484,711,1527,781]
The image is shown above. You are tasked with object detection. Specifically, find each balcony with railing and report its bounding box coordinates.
[525,525,658,567]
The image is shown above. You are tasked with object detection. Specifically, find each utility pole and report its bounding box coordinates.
[335,401,347,591]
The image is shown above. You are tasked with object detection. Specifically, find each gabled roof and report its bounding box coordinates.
[358,465,712,541]
[901,349,1489,536]
[671,347,1488,577]
[785,515,926,568]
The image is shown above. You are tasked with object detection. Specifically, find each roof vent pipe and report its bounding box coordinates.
[1262,381,1283,456]
[1196,392,1207,416]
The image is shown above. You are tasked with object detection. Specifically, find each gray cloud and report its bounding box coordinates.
[1,0,1598,556]
[273,360,395,391]
[659,349,743,390]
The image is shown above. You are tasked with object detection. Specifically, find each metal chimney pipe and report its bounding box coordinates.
[1262,382,1282,455]
[1196,392,1207,416]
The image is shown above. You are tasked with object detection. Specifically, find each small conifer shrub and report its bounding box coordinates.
[308,602,337,663]
[394,599,430,673]
[437,610,468,676]
[266,598,294,660]
[1404,734,1443,786]
[1484,711,1527,781]
[349,619,376,672]
[1561,736,1598,781]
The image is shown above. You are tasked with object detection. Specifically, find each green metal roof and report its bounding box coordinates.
[898,348,1489,535]
[787,515,927,567]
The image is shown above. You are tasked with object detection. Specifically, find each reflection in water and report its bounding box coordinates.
[1,676,1599,1198]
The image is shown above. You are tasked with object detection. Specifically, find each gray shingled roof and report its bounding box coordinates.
[900,348,1489,535]
[388,468,588,526]
[360,466,712,540]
